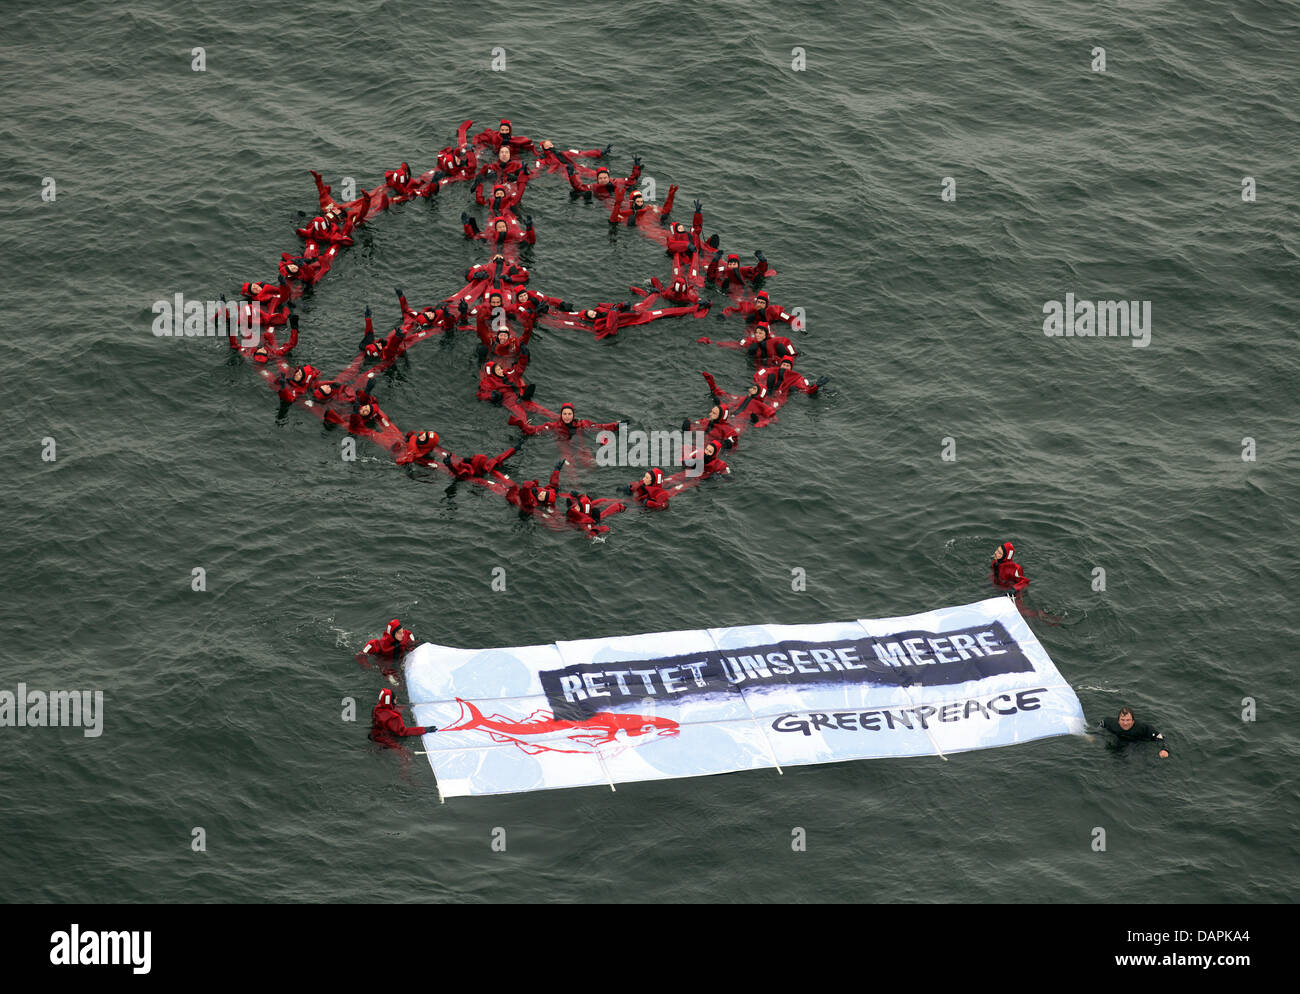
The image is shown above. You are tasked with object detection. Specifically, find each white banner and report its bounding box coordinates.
[404,597,1086,798]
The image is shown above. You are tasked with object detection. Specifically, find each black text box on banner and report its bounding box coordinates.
[541,621,1034,720]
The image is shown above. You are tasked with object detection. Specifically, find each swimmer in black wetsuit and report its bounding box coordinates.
[1100,706,1170,758]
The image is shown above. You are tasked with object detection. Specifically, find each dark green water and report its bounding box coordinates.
[2,0,1297,903]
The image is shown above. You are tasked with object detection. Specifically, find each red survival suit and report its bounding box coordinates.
[568,160,641,199]
[707,252,769,290]
[472,118,537,156]
[396,430,440,465]
[508,464,563,512]
[698,440,731,477]
[478,357,532,405]
[564,493,627,534]
[384,162,421,198]
[723,290,795,326]
[444,446,518,480]
[369,687,427,748]
[230,320,299,365]
[756,360,822,396]
[629,467,673,510]
[700,372,781,426]
[510,404,617,438]
[274,363,320,404]
[363,619,416,658]
[991,542,1030,592]
[436,145,478,181]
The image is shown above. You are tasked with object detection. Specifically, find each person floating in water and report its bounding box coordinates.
[699,439,731,477]
[681,402,739,450]
[383,161,421,200]
[755,356,826,397]
[706,250,769,291]
[567,159,641,202]
[697,322,797,366]
[989,540,1066,625]
[274,363,320,404]
[510,402,618,438]
[628,467,674,509]
[363,618,416,659]
[472,118,537,157]
[478,358,536,407]
[357,619,418,678]
[476,180,524,214]
[370,687,433,748]
[478,145,529,185]
[1100,706,1170,759]
[564,492,627,534]
[396,430,439,465]
[442,444,520,480]
[609,183,677,227]
[991,541,1029,592]
[507,460,567,513]
[465,253,529,288]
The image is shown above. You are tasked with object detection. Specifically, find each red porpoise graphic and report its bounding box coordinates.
[441,698,680,755]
